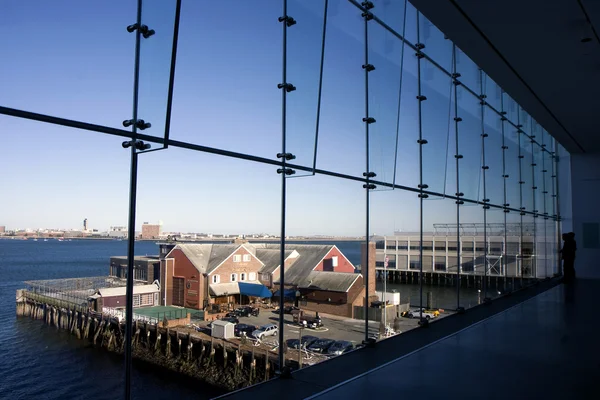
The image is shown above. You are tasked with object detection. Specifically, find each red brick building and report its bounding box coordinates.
[161,243,265,309]
[141,223,161,240]
[146,242,368,318]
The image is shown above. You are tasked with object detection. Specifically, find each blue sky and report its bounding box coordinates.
[0,0,550,236]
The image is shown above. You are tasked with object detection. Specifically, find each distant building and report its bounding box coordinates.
[141,223,161,240]
[373,223,542,278]
[109,255,161,284]
[108,226,127,239]
[0,226,5,233]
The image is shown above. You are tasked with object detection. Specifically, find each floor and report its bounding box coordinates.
[308,280,599,400]
[218,279,599,399]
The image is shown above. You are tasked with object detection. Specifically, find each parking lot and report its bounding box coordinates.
[198,308,429,347]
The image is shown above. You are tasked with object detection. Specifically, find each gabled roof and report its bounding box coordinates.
[257,249,295,274]
[297,271,361,293]
[170,243,241,275]
[271,244,335,285]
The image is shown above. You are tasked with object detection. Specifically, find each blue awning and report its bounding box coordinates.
[238,282,272,298]
[273,288,296,299]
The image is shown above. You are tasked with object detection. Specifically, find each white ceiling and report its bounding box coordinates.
[409,0,600,154]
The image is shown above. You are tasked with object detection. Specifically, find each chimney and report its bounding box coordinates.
[360,241,377,298]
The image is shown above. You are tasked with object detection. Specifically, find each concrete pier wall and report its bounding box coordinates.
[15,290,275,391]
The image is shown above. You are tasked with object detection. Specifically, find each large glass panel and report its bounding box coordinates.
[423,197,460,312]
[421,57,455,195]
[503,92,519,127]
[368,38,420,189]
[368,21,412,186]
[137,0,179,139]
[2,117,216,397]
[371,0,417,45]
[0,1,136,128]
[483,73,503,112]
[137,149,282,383]
[371,189,421,336]
[456,48,480,95]
[314,1,366,177]
[287,174,369,350]
[503,110,521,212]
[286,0,327,171]
[170,1,280,158]
[419,15,453,73]
[483,106,504,206]
[457,86,483,203]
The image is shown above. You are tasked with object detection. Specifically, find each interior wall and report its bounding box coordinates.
[570,152,600,279]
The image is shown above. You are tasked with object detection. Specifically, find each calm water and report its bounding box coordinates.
[0,239,224,400]
[0,239,483,399]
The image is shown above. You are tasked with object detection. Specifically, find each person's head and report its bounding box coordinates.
[568,232,575,239]
[562,233,568,240]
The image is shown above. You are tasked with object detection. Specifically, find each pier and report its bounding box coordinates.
[15,289,276,391]
[374,269,536,291]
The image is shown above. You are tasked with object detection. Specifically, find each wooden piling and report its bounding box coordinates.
[166,330,172,358]
[155,333,162,353]
[264,349,270,381]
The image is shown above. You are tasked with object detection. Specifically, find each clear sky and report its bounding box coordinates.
[0,0,546,236]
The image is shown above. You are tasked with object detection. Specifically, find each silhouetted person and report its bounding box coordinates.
[560,232,577,282]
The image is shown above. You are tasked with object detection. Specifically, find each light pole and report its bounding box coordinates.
[298,325,303,369]
[383,254,388,331]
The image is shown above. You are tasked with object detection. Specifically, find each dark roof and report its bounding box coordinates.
[257,249,294,274]
[298,271,360,292]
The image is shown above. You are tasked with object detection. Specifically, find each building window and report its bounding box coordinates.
[409,255,419,270]
[230,273,237,282]
[332,256,338,267]
[434,256,446,271]
[140,293,153,306]
[249,272,256,281]
[261,273,270,281]
[422,241,433,251]
[212,275,220,284]
[233,255,241,262]
[133,294,140,307]
[242,254,251,262]
[409,242,420,251]
[240,273,246,281]
[434,242,446,251]
[397,241,408,250]
[376,241,385,249]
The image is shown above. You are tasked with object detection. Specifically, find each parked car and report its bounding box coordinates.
[307,338,336,353]
[327,340,354,356]
[406,309,438,319]
[234,323,257,337]
[300,316,323,329]
[220,316,240,324]
[230,306,258,317]
[287,335,318,350]
[252,323,278,340]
